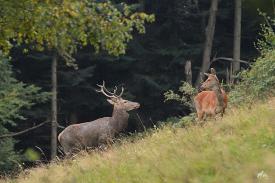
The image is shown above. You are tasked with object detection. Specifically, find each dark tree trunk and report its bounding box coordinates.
[51,53,58,160]
[232,0,242,81]
[195,0,219,87]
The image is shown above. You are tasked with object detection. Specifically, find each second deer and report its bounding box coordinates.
[194,68,228,120]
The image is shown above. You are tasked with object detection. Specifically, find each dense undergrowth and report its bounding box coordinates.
[1,97,275,183]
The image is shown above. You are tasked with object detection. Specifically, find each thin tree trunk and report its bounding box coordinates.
[185,60,192,85]
[226,67,230,84]
[232,0,242,81]
[51,53,58,160]
[230,62,233,85]
[195,0,219,87]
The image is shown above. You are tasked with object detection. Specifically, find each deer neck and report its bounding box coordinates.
[110,106,129,132]
[212,85,224,113]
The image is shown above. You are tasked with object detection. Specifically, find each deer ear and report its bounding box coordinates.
[204,73,209,76]
[210,68,216,75]
[107,99,115,105]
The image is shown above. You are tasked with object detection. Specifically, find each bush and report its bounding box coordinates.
[164,81,197,111]
[230,18,275,105]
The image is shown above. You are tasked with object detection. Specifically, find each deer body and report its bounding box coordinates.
[194,69,228,120]
[58,82,140,154]
[194,88,225,120]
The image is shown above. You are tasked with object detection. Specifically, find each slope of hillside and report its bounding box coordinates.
[3,98,275,183]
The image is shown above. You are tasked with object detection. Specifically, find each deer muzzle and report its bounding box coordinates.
[134,103,140,109]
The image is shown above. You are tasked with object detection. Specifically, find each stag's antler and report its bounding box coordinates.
[96,81,117,98]
[104,85,118,96]
[96,81,124,98]
[117,87,124,97]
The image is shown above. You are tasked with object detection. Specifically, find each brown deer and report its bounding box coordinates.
[194,68,228,120]
[58,81,140,154]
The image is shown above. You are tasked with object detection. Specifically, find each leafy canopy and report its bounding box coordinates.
[0,0,154,62]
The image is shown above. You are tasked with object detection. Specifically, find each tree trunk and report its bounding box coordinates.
[51,53,58,160]
[226,67,230,84]
[232,0,242,81]
[185,60,192,85]
[195,0,219,87]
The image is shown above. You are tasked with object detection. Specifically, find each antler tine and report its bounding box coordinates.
[96,80,105,89]
[103,85,118,96]
[117,87,124,97]
[95,81,116,98]
[100,81,121,96]
[113,86,118,94]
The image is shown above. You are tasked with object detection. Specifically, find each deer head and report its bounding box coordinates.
[200,68,220,91]
[96,81,140,111]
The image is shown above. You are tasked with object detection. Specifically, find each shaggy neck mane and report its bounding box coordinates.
[110,106,129,132]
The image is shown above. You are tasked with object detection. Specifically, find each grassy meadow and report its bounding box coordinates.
[2,98,275,183]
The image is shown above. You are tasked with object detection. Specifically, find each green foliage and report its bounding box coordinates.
[230,18,275,105]
[0,0,154,63]
[0,55,49,173]
[24,148,41,162]
[164,81,197,110]
[0,57,49,125]
[0,131,20,174]
[257,14,275,53]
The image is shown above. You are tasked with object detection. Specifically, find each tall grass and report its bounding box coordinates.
[2,98,275,183]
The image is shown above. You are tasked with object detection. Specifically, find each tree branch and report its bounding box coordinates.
[0,121,49,139]
[210,57,250,65]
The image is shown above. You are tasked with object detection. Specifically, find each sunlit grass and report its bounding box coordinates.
[2,98,275,183]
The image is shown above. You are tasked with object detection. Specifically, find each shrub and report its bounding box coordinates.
[163,82,197,127]
[230,17,275,105]
[164,81,197,111]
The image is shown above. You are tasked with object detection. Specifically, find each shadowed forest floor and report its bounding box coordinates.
[2,98,275,183]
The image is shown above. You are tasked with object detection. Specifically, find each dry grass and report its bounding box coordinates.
[2,98,275,183]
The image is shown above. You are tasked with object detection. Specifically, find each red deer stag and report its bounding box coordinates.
[58,81,140,154]
[194,68,228,120]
